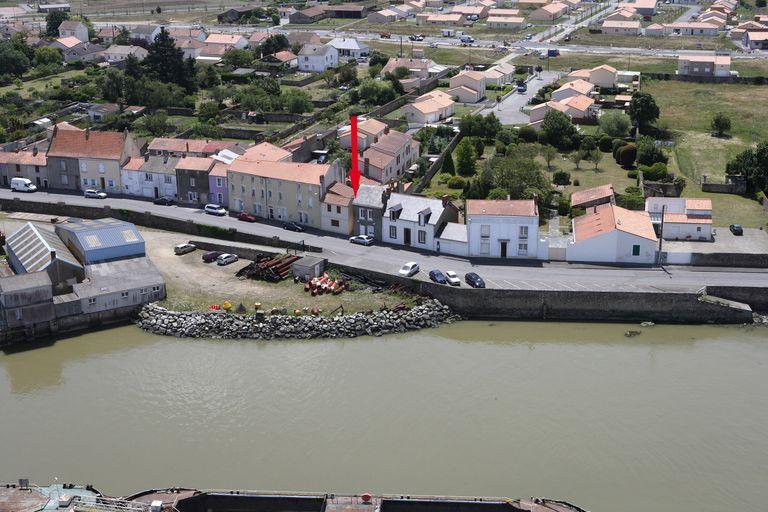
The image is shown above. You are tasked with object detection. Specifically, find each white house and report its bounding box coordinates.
[402,90,455,125]
[120,155,179,199]
[97,45,148,63]
[327,37,370,60]
[550,79,594,102]
[298,43,339,72]
[645,197,713,241]
[483,61,516,87]
[466,199,541,259]
[382,193,459,250]
[447,70,486,103]
[565,64,618,89]
[567,203,658,264]
[339,117,389,150]
[58,20,88,42]
[130,25,161,44]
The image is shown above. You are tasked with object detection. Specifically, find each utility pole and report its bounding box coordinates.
[399,35,403,57]
[656,204,665,266]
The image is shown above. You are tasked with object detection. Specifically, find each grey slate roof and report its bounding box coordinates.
[6,222,81,273]
[0,272,53,293]
[142,155,180,174]
[352,184,387,209]
[386,192,445,225]
[328,37,370,51]
[73,256,163,298]
[437,222,467,242]
[55,218,144,252]
[298,43,335,56]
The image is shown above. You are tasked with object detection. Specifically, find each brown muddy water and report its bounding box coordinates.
[1,321,767,512]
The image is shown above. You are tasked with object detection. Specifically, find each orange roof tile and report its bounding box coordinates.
[664,213,712,224]
[122,156,144,171]
[571,184,614,207]
[241,142,292,162]
[323,181,354,206]
[48,130,126,160]
[574,203,657,242]
[685,198,712,210]
[466,199,537,217]
[175,157,214,172]
[229,160,330,185]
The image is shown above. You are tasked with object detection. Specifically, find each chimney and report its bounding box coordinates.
[144,154,149,162]
[384,126,390,135]
[442,194,449,207]
[185,141,190,154]
[85,127,90,140]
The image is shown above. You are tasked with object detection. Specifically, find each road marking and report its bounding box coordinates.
[486,279,502,288]
[536,281,556,290]
[503,280,521,289]
[572,282,590,290]
[519,280,535,289]
[556,281,576,291]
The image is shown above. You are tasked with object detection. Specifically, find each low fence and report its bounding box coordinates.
[411,131,463,194]
[280,74,322,87]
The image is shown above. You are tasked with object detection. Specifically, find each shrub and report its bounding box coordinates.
[612,138,627,158]
[639,162,669,181]
[573,179,580,186]
[615,193,645,210]
[757,190,767,203]
[599,135,613,152]
[437,172,452,185]
[447,176,466,189]
[518,125,538,143]
[495,140,507,156]
[616,144,637,167]
[636,135,669,166]
[557,196,570,216]
[625,185,642,196]
[627,170,638,179]
[553,170,571,185]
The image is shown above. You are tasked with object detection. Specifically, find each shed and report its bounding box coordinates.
[55,218,146,265]
[5,222,84,292]
[292,256,327,280]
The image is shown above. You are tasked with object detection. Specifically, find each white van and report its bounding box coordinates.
[10,177,37,192]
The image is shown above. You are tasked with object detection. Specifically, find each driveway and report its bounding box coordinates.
[674,5,701,23]
[480,70,559,125]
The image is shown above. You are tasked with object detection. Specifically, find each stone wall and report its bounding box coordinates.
[136,299,456,339]
[690,252,768,269]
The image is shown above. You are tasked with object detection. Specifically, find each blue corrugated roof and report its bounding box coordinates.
[55,218,145,252]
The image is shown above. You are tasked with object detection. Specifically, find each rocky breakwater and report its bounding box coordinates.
[136,299,458,339]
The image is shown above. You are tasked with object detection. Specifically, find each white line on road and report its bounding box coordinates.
[503,280,521,289]
[536,281,556,290]
[486,279,503,288]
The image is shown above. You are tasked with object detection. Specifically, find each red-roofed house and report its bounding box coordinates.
[570,183,615,209]
[321,181,355,234]
[47,128,139,193]
[0,148,48,189]
[567,203,657,264]
[359,130,420,183]
[447,70,486,103]
[645,197,713,240]
[466,199,541,258]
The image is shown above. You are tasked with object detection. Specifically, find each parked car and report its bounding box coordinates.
[730,224,744,236]
[398,261,419,277]
[174,243,196,255]
[524,33,533,40]
[465,272,485,288]
[10,177,36,192]
[563,34,571,42]
[202,250,223,263]
[153,196,176,206]
[445,271,461,286]
[204,203,227,216]
[349,234,374,246]
[237,212,258,223]
[84,189,107,199]
[283,221,305,232]
[216,253,239,266]
[526,23,533,28]
[429,269,447,284]
[517,82,527,93]
[428,42,438,48]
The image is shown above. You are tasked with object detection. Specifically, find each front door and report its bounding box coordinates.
[36,177,41,187]
[269,207,274,219]
[2,176,7,186]
[154,187,159,198]
[99,177,106,190]
[43,179,48,188]
[500,241,507,258]
[404,228,411,246]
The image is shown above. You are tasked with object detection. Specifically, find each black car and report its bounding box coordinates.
[729,224,744,236]
[153,197,176,206]
[283,222,305,232]
[202,250,223,263]
[465,272,486,289]
[428,269,447,284]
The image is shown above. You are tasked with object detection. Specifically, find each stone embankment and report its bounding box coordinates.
[136,299,457,339]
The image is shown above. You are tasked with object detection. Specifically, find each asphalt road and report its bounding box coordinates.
[2,189,767,293]
[480,71,560,125]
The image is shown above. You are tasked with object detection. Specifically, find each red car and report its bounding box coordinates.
[237,212,258,223]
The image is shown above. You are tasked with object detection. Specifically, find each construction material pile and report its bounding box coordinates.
[305,273,349,296]
[236,254,300,282]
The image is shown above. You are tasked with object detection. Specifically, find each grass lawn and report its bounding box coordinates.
[514,51,677,74]
[362,39,503,66]
[731,59,768,77]
[562,29,736,51]
[673,131,749,183]
[0,69,87,98]
[643,79,768,142]
[423,145,495,199]
[553,153,638,197]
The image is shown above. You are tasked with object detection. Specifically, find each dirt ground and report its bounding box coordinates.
[142,229,415,314]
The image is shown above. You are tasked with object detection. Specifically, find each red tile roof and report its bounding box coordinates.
[466,199,538,217]
[175,157,214,172]
[229,160,329,185]
[48,130,126,160]
[570,183,615,207]
[574,203,657,242]
[323,181,354,207]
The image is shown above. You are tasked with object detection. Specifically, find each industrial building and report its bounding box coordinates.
[55,218,146,265]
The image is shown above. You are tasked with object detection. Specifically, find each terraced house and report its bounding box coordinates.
[226,160,343,229]
[0,147,48,189]
[359,130,420,183]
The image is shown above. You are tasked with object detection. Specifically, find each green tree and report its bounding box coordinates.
[281,88,312,113]
[518,125,537,143]
[392,66,410,78]
[0,41,31,76]
[599,110,632,138]
[271,13,281,25]
[588,149,602,170]
[113,26,131,46]
[222,48,254,68]
[487,187,508,199]
[33,46,61,67]
[553,170,571,185]
[442,152,455,175]
[97,68,124,102]
[539,110,577,151]
[338,65,357,84]
[144,28,195,92]
[726,142,768,193]
[124,54,142,79]
[258,34,289,57]
[636,135,668,166]
[540,144,558,172]
[45,11,70,37]
[141,111,170,135]
[368,50,388,68]
[628,91,660,133]
[711,111,731,137]
[319,69,335,86]
[198,101,220,122]
[199,65,221,89]
[570,150,584,170]
[455,138,477,176]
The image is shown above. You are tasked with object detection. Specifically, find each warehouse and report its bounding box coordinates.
[55,218,146,265]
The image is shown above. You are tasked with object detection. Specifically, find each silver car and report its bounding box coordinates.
[84,189,107,199]
[216,253,239,266]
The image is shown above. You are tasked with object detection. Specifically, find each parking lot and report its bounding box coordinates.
[665,227,768,255]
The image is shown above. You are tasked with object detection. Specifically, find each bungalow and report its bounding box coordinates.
[381,57,439,79]
[677,54,731,78]
[645,197,713,241]
[618,0,656,16]
[570,183,615,209]
[550,79,594,101]
[298,43,339,72]
[558,95,597,121]
[488,8,521,16]
[743,30,768,50]
[451,5,490,19]
[465,199,540,259]
[263,50,298,69]
[204,33,248,50]
[601,19,642,35]
[97,45,148,63]
[565,64,618,88]
[699,10,727,27]
[402,90,455,124]
[177,38,205,60]
[51,39,105,63]
[483,61,516,86]
[368,8,399,23]
[528,100,571,129]
[529,2,568,22]
[382,193,459,250]
[644,23,665,36]
[516,0,550,9]
[58,20,88,42]
[406,0,427,12]
[247,31,270,48]
[327,37,370,60]
[359,130,420,183]
[50,35,81,52]
[390,4,415,18]
[663,22,719,36]
[567,203,658,264]
[562,0,582,11]
[447,70,486,103]
[197,43,228,64]
[605,8,638,21]
[289,6,328,24]
[166,27,206,42]
[321,181,355,235]
[416,13,466,26]
[426,0,444,8]
[217,5,256,23]
[487,15,525,29]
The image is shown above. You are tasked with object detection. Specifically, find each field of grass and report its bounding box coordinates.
[514,51,677,73]
[0,69,87,98]
[562,28,736,51]
[643,79,768,142]
[673,131,750,183]
[362,39,504,66]
[555,153,638,197]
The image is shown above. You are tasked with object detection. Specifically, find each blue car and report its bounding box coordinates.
[429,269,447,284]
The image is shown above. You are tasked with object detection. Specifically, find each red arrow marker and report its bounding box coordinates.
[350,114,360,197]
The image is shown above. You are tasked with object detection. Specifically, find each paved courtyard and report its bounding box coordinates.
[665,228,768,255]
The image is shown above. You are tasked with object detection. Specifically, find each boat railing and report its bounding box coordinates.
[71,496,151,512]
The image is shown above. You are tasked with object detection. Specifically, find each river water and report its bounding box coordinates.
[1,322,767,512]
